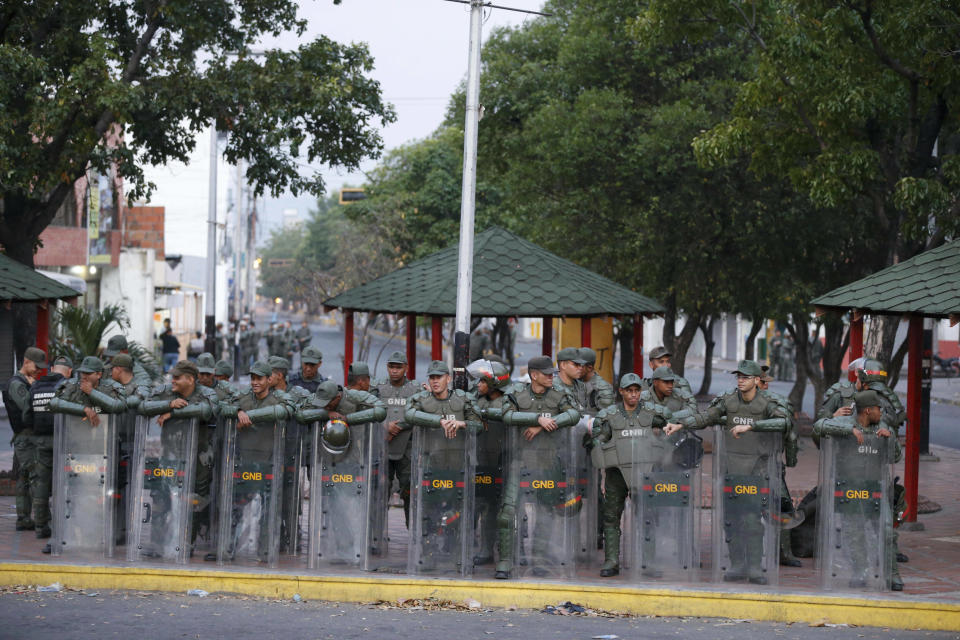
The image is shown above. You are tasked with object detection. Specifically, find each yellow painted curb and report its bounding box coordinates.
[2,562,958,631]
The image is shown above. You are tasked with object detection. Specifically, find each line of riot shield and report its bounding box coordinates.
[623,430,701,583]
[506,425,581,580]
[126,415,199,564]
[712,427,781,586]
[473,418,504,566]
[193,416,224,558]
[407,425,476,576]
[573,421,599,570]
[307,420,388,570]
[817,433,892,590]
[280,419,304,556]
[114,410,138,547]
[216,418,284,567]
[51,413,118,558]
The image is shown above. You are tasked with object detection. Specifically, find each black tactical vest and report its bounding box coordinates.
[27,374,66,436]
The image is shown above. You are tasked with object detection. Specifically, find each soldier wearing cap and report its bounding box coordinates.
[103,334,155,385]
[375,351,420,526]
[138,360,219,544]
[295,379,386,429]
[817,358,905,441]
[22,355,72,540]
[347,361,373,392]
[295,320,312,352]
[289,346,326,393]
[552,346,589,410]
[640,366,697,421]
[495,356,581,579]
[779,334,796,381]
[50,356,126,420]
[109,353,152,409]
[667,359,790,584]
[219,360,293,440]
[3,346,47,532]
[267,355,311,407]
[470,359,512,565]
[579,347,615,415]
[814,389,902,590]
[758,366,802,568]
[405,360,483,440]
[641,346,693,396]
[587,372,684,577]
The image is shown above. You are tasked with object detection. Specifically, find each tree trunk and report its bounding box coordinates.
[887,335,910,389]
[617,317,634,384]
[865,315,901,365]
[662,291,677,355]
[744,315,763,360]
[670,311,701,377]
[697,315,718,396]
[784,314,809,413]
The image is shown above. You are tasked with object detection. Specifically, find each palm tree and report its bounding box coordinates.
[50,303,162,380]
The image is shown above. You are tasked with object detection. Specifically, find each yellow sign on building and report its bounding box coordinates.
[555,317,616,384]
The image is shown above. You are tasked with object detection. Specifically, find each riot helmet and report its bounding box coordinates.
[321,418,351,456]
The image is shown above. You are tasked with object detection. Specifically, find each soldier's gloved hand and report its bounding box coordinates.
[663,423,683,436]
[581,431,594,451]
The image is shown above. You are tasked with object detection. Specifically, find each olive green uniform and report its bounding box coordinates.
[589,402,671,572]
[584,373,616,414]
[683,390,789,581]
[496,385,580,575]
[22,373,70,534]
[814,414,900,588]
[5,373,35,528]
[474,392,510,563]
[376,377,421,527]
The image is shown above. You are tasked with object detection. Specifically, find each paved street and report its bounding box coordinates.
[0,590,955,640]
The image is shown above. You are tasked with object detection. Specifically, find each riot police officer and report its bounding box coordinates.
[642,347,693,395]
[587,373,683,577]
[496,356,580,579]
[289,346,326,393]
[3,346,47,533]
[469,359,512,565]
[640,366,697,420]
[579,347,615,413]
[375,351,420,528]
[669,359,790,584]
[347,362,373,392]
[553,346,588,410]
[22,355,72,541]
[814,390,901,590]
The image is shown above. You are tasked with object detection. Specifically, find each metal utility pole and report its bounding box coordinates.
[232,159,244,321]
[204,125,218,354]
[452,0,484,390]
[446,0,550,390]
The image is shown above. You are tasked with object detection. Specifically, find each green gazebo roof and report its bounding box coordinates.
[324,226,664,317]
[812,240,960,318]
[0,254,80,302]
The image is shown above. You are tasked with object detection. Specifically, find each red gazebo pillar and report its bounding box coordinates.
[904,315,922,523]
[431,315,443,361]
[633,314,644,375]
[36,302,50,355]
[406,314,417,380]
[848,311,864,382]
[580,317,591,347]
[542,316,553,358]
[343,310,354,383]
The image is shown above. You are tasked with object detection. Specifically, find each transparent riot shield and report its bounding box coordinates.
[126,415,198,563]
[192,417,222,557]
[217,419,284,567]
[573,421,600,569]
[506,425,580,579]
[625,431,701,582]
[114,411,138,547]
[280,419,304,556]
[473,419,504,567]
[408,425,476,576]
[308,420,388,570]
[711,426,780,585]
[817,434,892,590]
[51,413,117,558]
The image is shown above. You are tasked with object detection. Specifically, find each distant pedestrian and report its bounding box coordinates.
[187,331,204,362]
[161,327,180,373]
